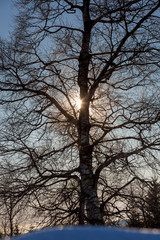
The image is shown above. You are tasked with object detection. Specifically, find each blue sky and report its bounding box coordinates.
[0,1,81,39]
[0,0,15,38]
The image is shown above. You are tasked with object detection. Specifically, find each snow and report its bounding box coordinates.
[11,226,160,240]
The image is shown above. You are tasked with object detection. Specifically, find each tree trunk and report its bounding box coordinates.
[78,184,85,225]
[77,92,103,224]
[78,95,103,225]
[79,141,104,225]
[9,207,13,237]
[77,0,104,225]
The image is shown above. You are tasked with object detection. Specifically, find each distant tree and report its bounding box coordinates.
[145,179,160,228]
[127,179,160,228]
[0,188,22,236]
[0,0,160,225]
[0,169,31,236]
[126,191,146,228]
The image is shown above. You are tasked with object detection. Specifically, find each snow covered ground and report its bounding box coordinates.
[11,226,160,240]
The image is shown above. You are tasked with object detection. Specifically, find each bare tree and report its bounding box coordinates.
[0,0,160,225]
[0,169,28,237]
[126,178,160,228]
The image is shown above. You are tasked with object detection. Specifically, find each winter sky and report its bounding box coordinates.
[0,0,15,39]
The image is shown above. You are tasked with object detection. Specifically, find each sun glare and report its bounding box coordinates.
[76,98,82,109]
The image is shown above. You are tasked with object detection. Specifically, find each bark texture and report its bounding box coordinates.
[78,0,104,225]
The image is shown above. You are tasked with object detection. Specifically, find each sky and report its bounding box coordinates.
[0,0,81,39]
[0,0,15,39]
[13,226,160,240]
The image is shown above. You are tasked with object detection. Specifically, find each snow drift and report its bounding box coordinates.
[12,226,160,240]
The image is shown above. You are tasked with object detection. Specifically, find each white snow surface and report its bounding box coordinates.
[11,226,160,240]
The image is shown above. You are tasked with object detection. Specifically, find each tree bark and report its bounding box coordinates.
[78,100,103,224]
[77,0,104,225]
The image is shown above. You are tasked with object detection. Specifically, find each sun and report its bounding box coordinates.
[71,92,82,110]
[76,98,82,109]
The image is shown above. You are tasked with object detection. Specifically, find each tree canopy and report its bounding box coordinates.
[0,0,160,226]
